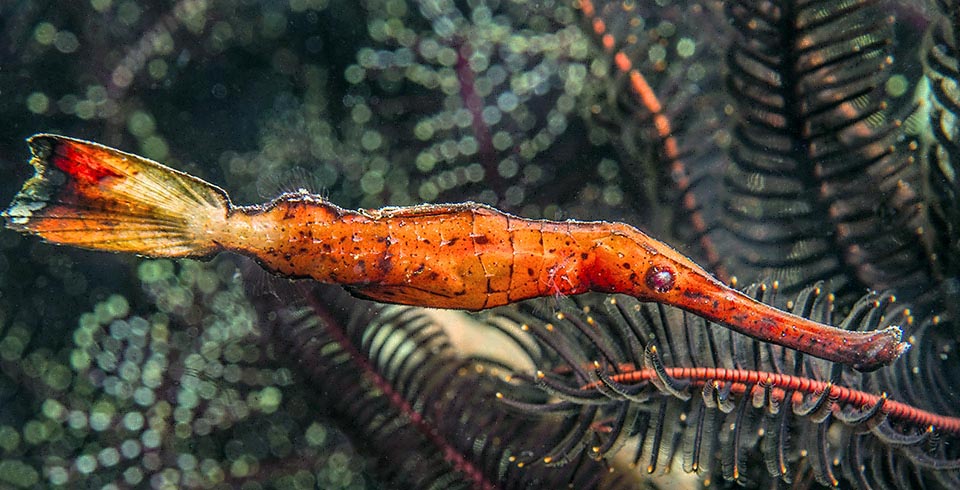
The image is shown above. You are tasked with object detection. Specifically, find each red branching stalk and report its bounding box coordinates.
[583,366,960,435]
[297,286,498,490]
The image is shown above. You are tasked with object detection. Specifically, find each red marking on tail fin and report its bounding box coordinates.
[47,139,124,183]
[4,134,230,257]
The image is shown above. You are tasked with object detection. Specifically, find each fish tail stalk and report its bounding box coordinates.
[2,134,231,258]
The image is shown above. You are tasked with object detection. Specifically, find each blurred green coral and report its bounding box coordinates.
[0,260,369,489]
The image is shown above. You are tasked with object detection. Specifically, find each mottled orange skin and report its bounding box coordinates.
[4,134,908,372]
[222,197,599,310]
[221,196,905,371]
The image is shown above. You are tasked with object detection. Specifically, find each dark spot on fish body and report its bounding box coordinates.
[374,249,392,273]
[527,267,535,276]
[758,317,777,329]
[472,234,489,245]
[682,289,709,302]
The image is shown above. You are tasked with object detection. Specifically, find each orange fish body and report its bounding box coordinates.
[223,199,602,310]
[3,134,907,371]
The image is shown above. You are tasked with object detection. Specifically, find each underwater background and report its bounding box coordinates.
[0,0,959,489]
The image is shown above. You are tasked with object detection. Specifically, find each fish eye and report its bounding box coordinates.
[645,266,675,293]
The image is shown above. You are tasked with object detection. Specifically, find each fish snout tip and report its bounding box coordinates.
[850,325,910,372]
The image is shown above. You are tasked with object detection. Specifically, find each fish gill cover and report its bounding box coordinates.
[0,0,957,489]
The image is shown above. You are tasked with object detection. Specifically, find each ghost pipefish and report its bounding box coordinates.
[2,134,907,371]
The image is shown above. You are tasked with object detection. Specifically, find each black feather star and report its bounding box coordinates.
[491,289,960,488]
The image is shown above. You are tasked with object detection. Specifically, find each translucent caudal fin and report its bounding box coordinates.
[3,134,230,257]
